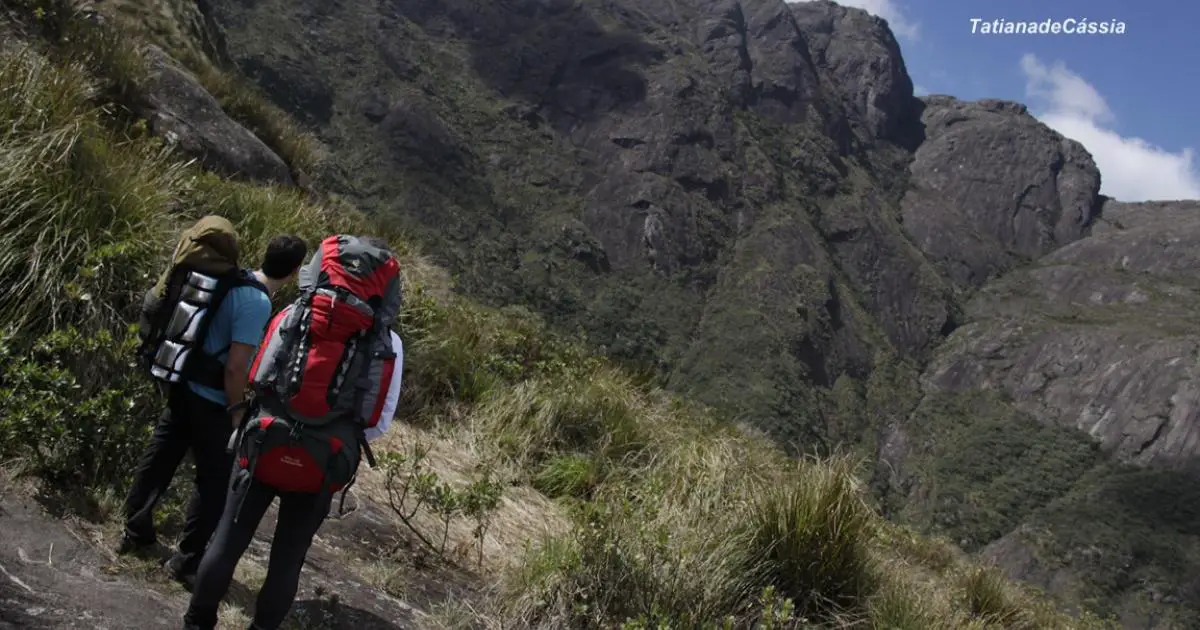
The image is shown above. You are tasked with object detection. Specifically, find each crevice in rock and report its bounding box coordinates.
[675,175,730,203]
[611,136,646,148]
[1135,416,1171,457]
[826,278,845,332]
[794,333,832,388]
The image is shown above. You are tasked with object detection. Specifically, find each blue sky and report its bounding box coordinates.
[793,0,1200,201]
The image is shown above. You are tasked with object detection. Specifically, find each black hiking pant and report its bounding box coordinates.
[184,470,332,630]
[122,385,234,575]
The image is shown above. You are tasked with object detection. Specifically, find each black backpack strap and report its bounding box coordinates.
[361,431,377,468]
[238,268,270,297]
[336,471,359,517]
[348,316,385,470]
[336,430,371,517]
[182,269,269,390]
[233,427,266,525]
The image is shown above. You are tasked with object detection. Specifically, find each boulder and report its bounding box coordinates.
[136,45,294,186]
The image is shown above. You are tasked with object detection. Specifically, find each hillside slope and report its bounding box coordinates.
[894,198,1200,626]
[187,0,1112,444]
[168,0,1200,626]
[4,0,1197,626]
[0,1,1129,628]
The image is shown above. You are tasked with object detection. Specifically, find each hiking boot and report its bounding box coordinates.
[115,531,157,557]
[164,554,197,590]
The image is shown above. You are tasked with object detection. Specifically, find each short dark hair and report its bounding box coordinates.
[261,235,308,279]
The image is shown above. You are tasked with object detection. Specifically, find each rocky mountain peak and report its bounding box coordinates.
[789,0,918,147]
[901,94,1102,289]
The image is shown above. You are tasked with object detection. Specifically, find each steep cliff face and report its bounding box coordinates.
[198,0,967,443]
[188,0,1199,623]
[926,199,1200,469]
[790,0,917,148]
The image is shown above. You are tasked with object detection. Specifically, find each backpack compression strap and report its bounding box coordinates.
[349,315,393,469]
[182,270,270,391]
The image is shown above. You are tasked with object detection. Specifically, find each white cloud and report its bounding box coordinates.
[1020,54,1200,202]
[791,0,920,40]
[913,84,929,96]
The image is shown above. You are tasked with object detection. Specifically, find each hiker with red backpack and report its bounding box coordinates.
[119,216,307,588]
[182,235,406,630]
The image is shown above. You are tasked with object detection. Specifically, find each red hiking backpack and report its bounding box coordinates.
[236,235,402,506]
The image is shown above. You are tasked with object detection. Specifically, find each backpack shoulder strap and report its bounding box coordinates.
[234,268,269,296]
[179,270,261,390]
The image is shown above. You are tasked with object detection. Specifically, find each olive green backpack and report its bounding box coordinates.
[136,216,266,392]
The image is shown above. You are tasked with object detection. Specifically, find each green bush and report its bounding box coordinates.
[397,299,602,421]
[744,456,876,618]
[902,392,1101,551]
[0,328,159,494]
[500,449,880,628]
[477,369,644,474]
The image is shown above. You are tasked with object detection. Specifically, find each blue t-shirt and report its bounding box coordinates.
[188,284,272,404]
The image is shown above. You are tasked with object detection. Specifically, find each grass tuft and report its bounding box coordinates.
[959,565,1041,628]
[0,48,180,333]
[476,369,644,473]
[745,455,876,618]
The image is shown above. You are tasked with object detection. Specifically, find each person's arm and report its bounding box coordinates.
[225,290,272,427]
[224,342,257,424]
[364,332,404,442]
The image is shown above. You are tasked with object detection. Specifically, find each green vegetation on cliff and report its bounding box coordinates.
[0,2,1121,628]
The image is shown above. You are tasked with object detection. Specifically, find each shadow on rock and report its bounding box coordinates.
[290,597,414,629]
[385,0,664,129]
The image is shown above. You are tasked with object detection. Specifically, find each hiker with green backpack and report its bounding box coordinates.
[119,215,308,588]
[182,234,406,630]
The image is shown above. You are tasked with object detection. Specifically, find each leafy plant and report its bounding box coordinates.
[379,439,503,565]
[0,328,159,496]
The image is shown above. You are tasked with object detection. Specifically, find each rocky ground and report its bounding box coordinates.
[0,473,450,630]
[0,419,521,630]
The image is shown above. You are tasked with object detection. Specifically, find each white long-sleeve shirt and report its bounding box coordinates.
[363,330,404,443]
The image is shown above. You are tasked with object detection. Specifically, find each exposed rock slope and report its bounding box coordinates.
[895,200,1200,626]
[0,474,453,629]
[137,44,295,186]
[927,199,1200,469]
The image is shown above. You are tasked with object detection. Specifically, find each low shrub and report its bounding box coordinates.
[0,327,159,495]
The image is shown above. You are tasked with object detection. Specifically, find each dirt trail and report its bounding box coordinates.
[0,478,481,630]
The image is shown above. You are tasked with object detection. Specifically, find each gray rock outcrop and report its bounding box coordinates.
[136,45,294,186]
[923,199,1200,469]
[790,0,918,146]
[901,96,1102,290]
